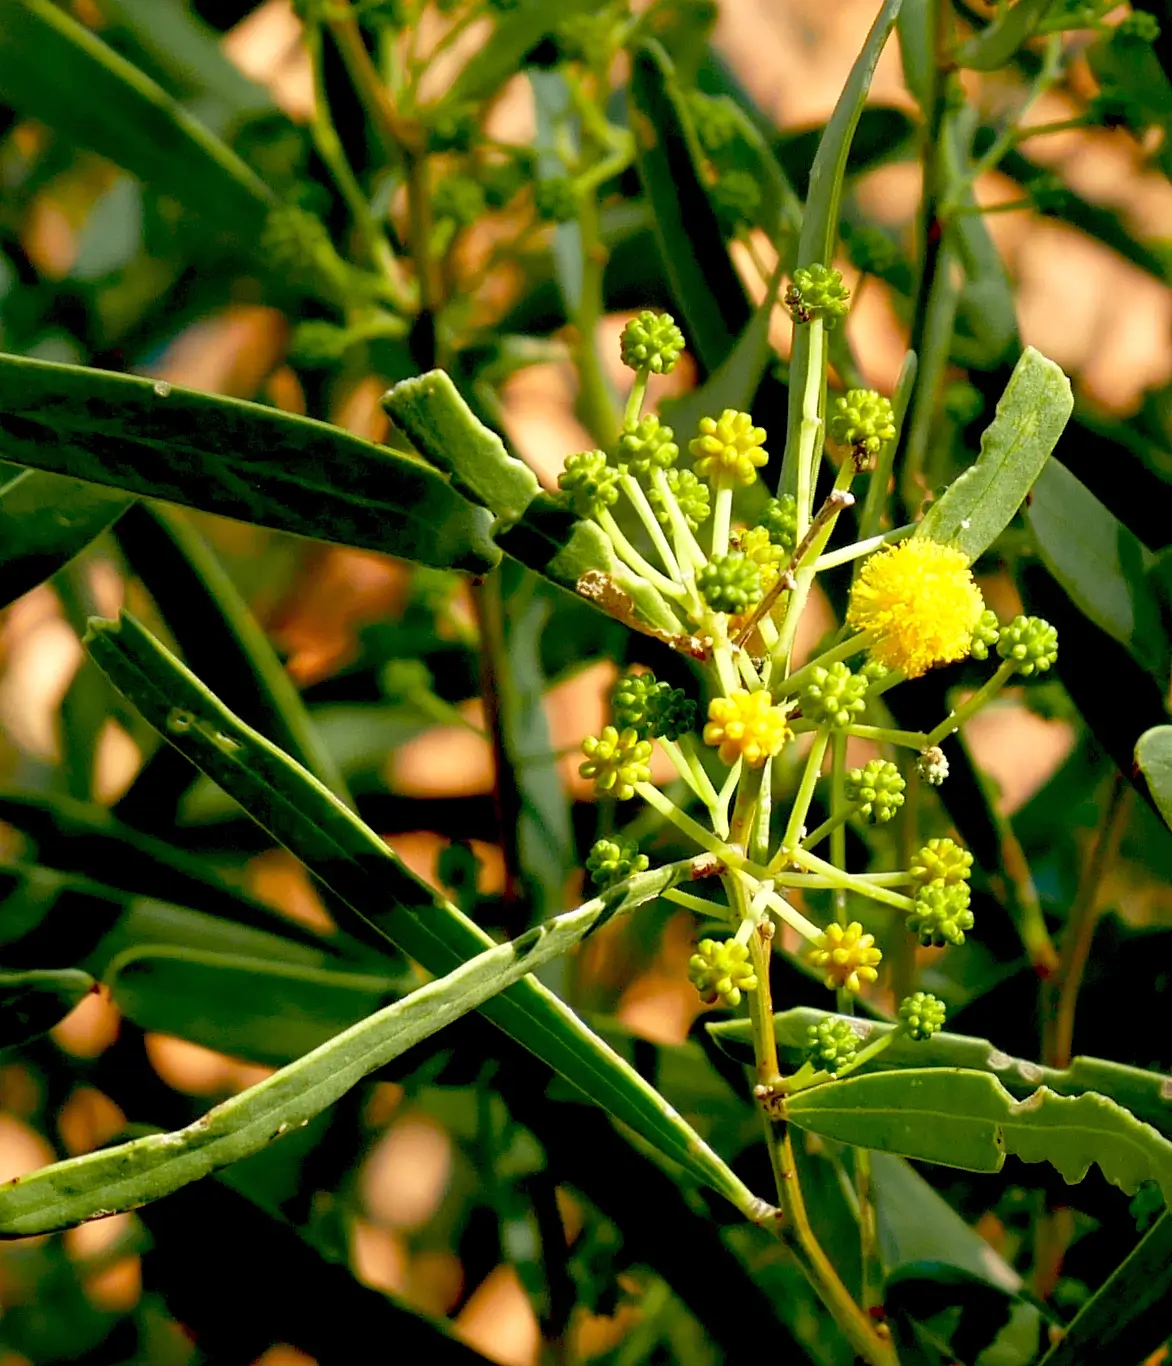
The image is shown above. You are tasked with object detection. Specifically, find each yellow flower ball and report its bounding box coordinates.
[846,538,984,679]
[807,921,883,994]
[703,689,792,767]
[689,410,768,485]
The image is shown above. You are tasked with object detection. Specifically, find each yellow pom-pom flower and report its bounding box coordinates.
[846,538,985,679]
[689,410,768,485]
[807,921,883,994]
[703,689,792,767]
[579,726,653,801]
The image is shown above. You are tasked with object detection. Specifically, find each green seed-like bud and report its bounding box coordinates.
[828,389,896,458]
[687,91,740,152]
[432,174,486,227]
[755,494,798,553]
[558,449,619,518]
[845,758,906,823]
[786,263,850,326]
[997,615,1058,676]
[911,837,973,887]
[906,882,974,947]
[610,672,697,741]
[970,609,1001,661]
[579,726,653,801]
[586,837,649,889]
[620,310,686,375]
[711,170,761,230]
[697,553,763,615]
[617,414,679,474]
[799,662,869,730]
[688,937,757,1008]
[916,745,950,786]
[534,175,580,223]
[805,1016,861,1075]
[898,991,947,1040]
[650,467,710,530]
[842,221,900,280]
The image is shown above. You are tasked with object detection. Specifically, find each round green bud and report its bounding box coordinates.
[906,881,974,947]
[711,170,761,230]
[828,389,896,458]
[860,658,891,689]
[579,726,653,801]
[970,608,1001,662]
[911,837,973,887]
[382,657,433,699]
[611,672,697,741]
[799,661,869,730]
[755,494,798,554]
[697,553,763,615]
[433,175,485,227]
[1026,172,1069,217]
[620,310,686,375]
[841,221,900,280]
[785,263,851,327]
[996,615,1058,676]
[290,320,351,367]
[687,91,739,152]
[916,745,949,787]
[1116,11,1160,42]
[617,414,679,474]
[688,937,757,1008]
[944,380,984,426]
[845,758,906,823]
[586,837,649,889]
[650,467,710,530]
[558,449,619,518]
[898,991,947,1040]
[534,175,580,223]
[805,1016,861,1075]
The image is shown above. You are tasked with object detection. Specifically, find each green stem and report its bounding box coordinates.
[775,871,914,890]
[663,886,731,918]
[596,509,687,601]
[774,630,878,698]
[751,757,773,866]
[658,738,705,806]
[572,189,619,448]
[715,758,742,839]
[795,317,826,540]
[650,467,706,575]
[729,762,765,851]
[830,733,847,931]
[711,483,733,559]
[624,369,649,427]
[619,474,681,581]
[678,733,721,813]
[813,524,912,572]
[924,658,1017,747]
[787,847,915,913]
[856,1148,883,1313]
[845,723,929,749]
[782,730,830,855]
[856,351,917,555]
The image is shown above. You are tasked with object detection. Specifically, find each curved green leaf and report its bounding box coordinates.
[784,1069,1172,1203]
[0,968,96,1049]
[0,470,132,610]
[953,0,1053,71]
[0,859,704,1237]
[0,0,274,236]
[1135,726,1172,833]
[82,612,766,1220]
[0,353,499,574]
[917,345,1073,561]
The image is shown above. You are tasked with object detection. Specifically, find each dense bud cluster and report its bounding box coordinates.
[906,882,974,947]
[785,263,851,325]
[690,410,769,484]
[611,672,696,741]
[697,554,763,614]
[845,759,906,823]
[579,727,653,801]
[755,495,799,553]
[805,1017,862,1075]
[997,615,1059,676]
[828,389,896,458]
[620,311,686,375]
[586,838,649,889]
[689,938,758,1007]
[898,992,947,1040]
[617,415,679,473]
[558,450,619,517]
[799,662,869,730]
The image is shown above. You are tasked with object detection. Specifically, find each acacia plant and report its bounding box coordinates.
[1,1,1172,1364]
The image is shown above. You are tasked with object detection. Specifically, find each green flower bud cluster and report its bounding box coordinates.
[611,672,697,741]
[799,662,868,730]
[911,837,973,888]
[687,91,740,152]
[898,991,947,1040]
[425,103,478,152]
[688,937,757,1007]
[754,495,798,554]
[805,1016,861,1076]
[828,389,896,459]
[483,156,529,208]
[586,837,649,889]
[997,615,1058,676]
[558,450,619,518]
[906,881,974,947]
[1026,172,1070,216]
[260,204,360,301]
[579,727,653,801]
[433,175,486,227]
[842,222,901,281]
[690,410,769,484]
[1116,11,1160,42]
[970,609,1001,661]
[711,170,761,230]
[290,320,351,367]
[1087,86,1146,131]
[697,553,763,614]
[534,175,580,223]
[620,311,686,375]
[916,745,949,786]
[617,415,679,473]
[650,468,710,529]
[785,263,851,326]
[860,658,890,689]
[846,759,906,823]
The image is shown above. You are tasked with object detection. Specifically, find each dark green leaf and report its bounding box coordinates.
[0,353,499,574]
[0,968,95,1049]
[1135,726,1172,832]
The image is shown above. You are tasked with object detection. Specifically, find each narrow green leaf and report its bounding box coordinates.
[0,968,95,1050]
[382,370,541,525]
[115,503,352,803]
[82,613,766,1216]
[0,353,499,575]
[630,40,749,373]
[0,0,274,236]
[952,210,1019,368]
[1037,1211,1172,1366]
[916,345,1073,561]
[1026,459,1169,681]
[0,861,692,1236]
[785,1069,1172,1203]
[896,0,933,110]
[0,470,132,610]
[108,947,399,1067]
[953,0,1053,70]
[1135,726,1172,833]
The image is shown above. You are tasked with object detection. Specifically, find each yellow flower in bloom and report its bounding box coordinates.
[703,689,792,767]
[689,410,768,485]
[846,538,984,679]
[808,921,883,994]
